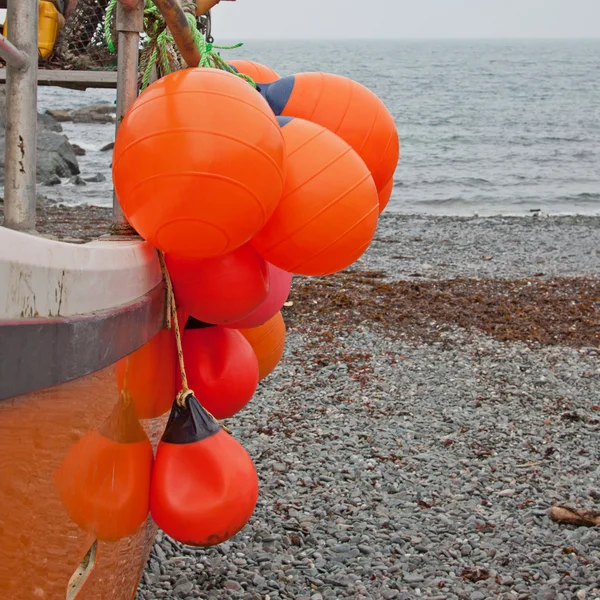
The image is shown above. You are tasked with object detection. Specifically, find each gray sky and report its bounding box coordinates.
[214,0,600,40]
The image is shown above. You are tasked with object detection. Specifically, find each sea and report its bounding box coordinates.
[36,39,600,216]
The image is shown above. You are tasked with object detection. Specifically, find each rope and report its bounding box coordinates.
[157,250,194,408]
[157,250,230,435]
[104,0,117,53]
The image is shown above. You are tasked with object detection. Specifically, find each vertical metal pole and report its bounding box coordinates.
[3,0,38,232]
[113,0,144,231]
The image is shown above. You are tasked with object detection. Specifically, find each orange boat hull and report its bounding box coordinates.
[0,364,167,600]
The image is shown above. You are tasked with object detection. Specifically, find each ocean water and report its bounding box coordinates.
[36,39,600,216]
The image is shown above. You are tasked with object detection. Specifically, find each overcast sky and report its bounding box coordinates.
[213,0,600,40]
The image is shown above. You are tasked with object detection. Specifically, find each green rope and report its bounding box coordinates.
[105,0,118,53]
[104,1,257,89]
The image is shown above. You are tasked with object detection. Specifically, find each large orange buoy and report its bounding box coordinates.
[259,72,399,193]
[378,176,394,213]
[228,59,280,83]
[115,328,179,420]
[224,262,292,329]
[182,321,259,419]
[113,68,286,258]
[54,395,153,541]
[150,395,258,546]
[166,243,269,325]
[239,311,286,381]
[251,117,379,276]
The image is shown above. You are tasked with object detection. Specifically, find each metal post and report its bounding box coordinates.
[0,34,29,71]
[3,0,38,233]
[112,0,144,232]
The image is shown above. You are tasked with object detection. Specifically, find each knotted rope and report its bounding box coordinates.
[157,250,231,433]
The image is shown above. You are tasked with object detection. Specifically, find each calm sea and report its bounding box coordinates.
[37,39,600,216]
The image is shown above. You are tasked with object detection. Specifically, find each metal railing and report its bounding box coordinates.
[0,0,202,235]
[0,0,38,232]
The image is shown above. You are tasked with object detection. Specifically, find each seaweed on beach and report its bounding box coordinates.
[285,270,600,349]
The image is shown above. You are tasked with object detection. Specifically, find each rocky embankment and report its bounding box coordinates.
[0,85,114,188]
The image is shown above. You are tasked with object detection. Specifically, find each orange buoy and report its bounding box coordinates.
[259,72,399,193]
[251,117,379,276]
[239,311,286,381]
[228,59,280,83]
[182,322,259,419]
[113,68,286,258]
[166,243,269,325]
[150,395,258,546]
[115,328,179,420]
[378,176,394,213]
[54,396,153,541]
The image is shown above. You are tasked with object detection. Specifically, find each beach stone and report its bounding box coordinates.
[46,109,72,122]
[42,175,61,186]
[68,175,86,186]
[84,173,106,183]
[172,577,193,597]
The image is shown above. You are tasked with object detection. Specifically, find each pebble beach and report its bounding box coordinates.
[10,203,598,600]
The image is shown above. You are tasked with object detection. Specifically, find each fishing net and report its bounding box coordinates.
[49,0,117,70]
[46,0,215,74]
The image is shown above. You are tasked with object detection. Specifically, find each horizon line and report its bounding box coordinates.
[217,36,600,42]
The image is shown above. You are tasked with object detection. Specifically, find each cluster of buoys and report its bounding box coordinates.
[55,59,397,547]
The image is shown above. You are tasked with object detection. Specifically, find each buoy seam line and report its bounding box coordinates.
[122,171,270,226]
[330,75,356,137]
[304,72,327,124]
[356,93,381,155]
[259,169,374,255]
[287,202,379,274]
[112,129,286,186]
[285,127,329,160]
[371,127,400,188]
[153,216,232,257]
[281,145,355,200]
[125,86,282,139]
[243,320,279,345]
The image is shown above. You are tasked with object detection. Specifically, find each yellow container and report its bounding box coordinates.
[3,1,65,60]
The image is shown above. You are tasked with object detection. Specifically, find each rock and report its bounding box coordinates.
[38,112,63,132]
[36,131,80,183]
[0,91,79,184]
[46,109,73,123]
[100,142,115,152]
[42,175,62,186]
[71,104,115,124]
[172,576,193,596]
[68,175,86,186]
[403,573,424,583]
[72,144,86,156]
[83,173,106,183]
[224,581,242,591]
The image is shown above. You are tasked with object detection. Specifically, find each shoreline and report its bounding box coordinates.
[1,201,598,598]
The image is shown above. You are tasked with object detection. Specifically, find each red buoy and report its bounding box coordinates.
[150,395,258,546]
[182,322,259,419]
[166,244,269,325]
[54,396,153,541]
[224,262,292,329]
